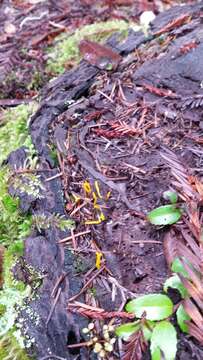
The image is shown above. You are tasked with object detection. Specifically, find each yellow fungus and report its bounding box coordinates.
[94,180,103,199]
[106,191,111,200]
[95,252,103,269]
[83,180,92,194]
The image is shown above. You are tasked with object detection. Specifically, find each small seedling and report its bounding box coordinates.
[147,190,182,225]
[116,293,177,360]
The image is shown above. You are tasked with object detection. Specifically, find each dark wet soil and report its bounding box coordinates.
[2,1,203,359]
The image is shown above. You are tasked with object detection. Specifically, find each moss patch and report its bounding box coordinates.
[0,104,37,356]
[0,331,31,360]
[46,19,139,75]
[0,103,37,165]
[0,102,37,248]
[0,167,32,247]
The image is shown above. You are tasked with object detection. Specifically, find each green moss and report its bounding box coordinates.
[46,20,138,75]
[0,104,37,355]
[3,241,26,290]
[0,167,32,247]
[0,103,37,165]
[0,331,31,360]
[0,103,38,246]
[28,71,44,91]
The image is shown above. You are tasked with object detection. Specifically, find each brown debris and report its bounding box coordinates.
[153,13,191,36]
[68,301,135,320]
[79,39,122,70]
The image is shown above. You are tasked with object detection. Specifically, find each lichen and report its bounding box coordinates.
[46,19,139,75]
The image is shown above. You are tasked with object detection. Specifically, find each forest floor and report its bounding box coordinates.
[0,1,203,360]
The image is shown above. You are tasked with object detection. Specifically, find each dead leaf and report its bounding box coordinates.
[79,40,122,70]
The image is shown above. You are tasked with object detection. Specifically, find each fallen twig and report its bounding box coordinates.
[68,301,135,320]
[58,229,91,244]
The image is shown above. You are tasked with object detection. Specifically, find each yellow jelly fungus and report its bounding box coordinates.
[95,252,103,269]
[92,192,99,209]
[83,180,92,194]
[106,191,111,200]
[99,211,105,221]
[95,180,103,199]
[85,218,100,225]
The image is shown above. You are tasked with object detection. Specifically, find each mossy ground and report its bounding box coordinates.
[0,104,36,358]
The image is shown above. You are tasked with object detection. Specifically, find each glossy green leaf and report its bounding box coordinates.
[171,258,190,278]
[151,346,161,360]
[176,304,190,333]
[163,190,178,204]
[147,205,182,225]
[126,294,173,321]
[150,321,177,360]
[115,321,140,340]
[164,274,188,298]
[115,320,155,342]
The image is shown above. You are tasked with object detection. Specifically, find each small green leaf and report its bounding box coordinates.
[126,294,173,321]
[115,321,140,340]
[164,274,188,298]
[171,258,190,278]
[150,321,177,360]
[147,205,182,225]
[163,190,178,204]
[176,304,190,333]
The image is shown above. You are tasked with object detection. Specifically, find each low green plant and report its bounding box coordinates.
[0,332,31,360]
[0,103,37,165]
[32,213,75,232]
[163,258,192,334]
[116,255,194,359]
[0,167,32,246]
[0,103,38,356]
[147,190,182,226]
[116,293,177,360]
